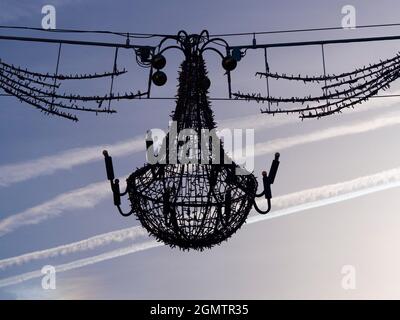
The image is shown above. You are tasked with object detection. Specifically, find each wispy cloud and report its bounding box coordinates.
[1,171,400,288]
[0,241,162,288]
[0,226,147,270]
[253,111,400,157]
[0,95,398,187]
[0,179,111,236]
[0,139,143,187]
[1,165,400,273]
[258,167,400,211]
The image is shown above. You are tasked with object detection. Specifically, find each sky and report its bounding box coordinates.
[1,0,400,299]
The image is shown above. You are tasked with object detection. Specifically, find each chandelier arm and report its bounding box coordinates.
[256,190,265,197]
[103,150,133,216]
[155,31,190,55]
[192,31,210,53]
[200,47,225,60]
[176,30,189,40]
[156,35,180,52]
[252,153,281,215]
[158,45,186,56]
[253,198,272,215]
[198,30,210,45]
[116,205,134,217]
[120,183,128,197]
[199,37,229,52]
[199,30,210,38]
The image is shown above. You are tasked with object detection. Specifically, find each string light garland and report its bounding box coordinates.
[233,52,400,119]
[0,57,146,121]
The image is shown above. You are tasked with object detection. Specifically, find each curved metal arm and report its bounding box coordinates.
[120,186,128,197]
[158,45,186,56]
[253,152,281,215]
[156,30,190,55]
[116,205,134,217]
[114,179,129,196]
[155,31,229,62]
[253,198,271,215]
[176,30,189,41]
[156,34,181,52]
[255,190,265,197]
[199,37,229,52]
[201,47,225,60]
[103,149,134,217]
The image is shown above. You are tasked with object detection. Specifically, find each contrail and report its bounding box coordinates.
[1,177,399,288]
[248,180,400,224]
[0,226,147,270]
[2,110,400,237]
[0,174,127,237]
[0,94,398,187]
[0,241,162,288]
[1,165,400,271]
[0,180,111,237]
[0,137,144,187]
[253,111,400,157]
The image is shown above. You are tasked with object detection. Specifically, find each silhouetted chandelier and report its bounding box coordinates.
[103,31,280,250]
[4,28,400,248]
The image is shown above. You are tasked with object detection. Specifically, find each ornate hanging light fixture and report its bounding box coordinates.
[4,27,400,250]
[103,31,280,250]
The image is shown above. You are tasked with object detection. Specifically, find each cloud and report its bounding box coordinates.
[1,165,400,272]
[252,111,400,158]
[0,241,162,288]
[0,226,147,270]
[0,179,112,236]
[0,139,143,187]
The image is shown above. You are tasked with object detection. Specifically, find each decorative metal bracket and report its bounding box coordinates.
[253,153,280,215]
[103,150,133,217]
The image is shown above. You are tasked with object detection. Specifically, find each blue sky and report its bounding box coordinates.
[1,0,400,299]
